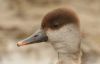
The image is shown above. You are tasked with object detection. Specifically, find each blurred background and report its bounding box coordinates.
[0,0,100,64]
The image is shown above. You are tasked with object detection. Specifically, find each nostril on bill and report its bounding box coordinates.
[34,35,38,37]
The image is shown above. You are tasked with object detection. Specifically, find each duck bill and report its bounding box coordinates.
[17,29,48,47]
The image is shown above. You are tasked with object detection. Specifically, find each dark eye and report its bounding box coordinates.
[49,21,60,29]
[52,22,59,28]
[53,24,59,28]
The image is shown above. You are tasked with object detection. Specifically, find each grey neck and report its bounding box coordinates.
[52,41,81,64]
[51,27,81,64]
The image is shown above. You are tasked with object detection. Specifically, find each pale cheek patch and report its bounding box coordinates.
[46,24,80,54]
[46,24,79,42]
[46,27,67,42]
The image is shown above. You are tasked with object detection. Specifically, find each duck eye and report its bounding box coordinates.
[53,24,58,27]
[53,23,59,28]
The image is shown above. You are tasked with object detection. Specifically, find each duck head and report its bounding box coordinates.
[17,8,79,47]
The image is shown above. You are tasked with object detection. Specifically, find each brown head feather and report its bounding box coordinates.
[41,8,79,30]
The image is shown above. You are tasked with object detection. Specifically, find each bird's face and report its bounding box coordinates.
[17,8,79,46]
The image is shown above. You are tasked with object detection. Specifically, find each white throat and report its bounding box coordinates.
[47,24,81,64]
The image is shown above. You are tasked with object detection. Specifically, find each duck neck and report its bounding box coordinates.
[52,28,81,64]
